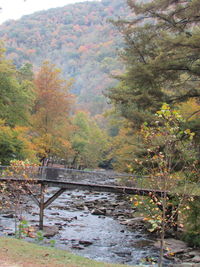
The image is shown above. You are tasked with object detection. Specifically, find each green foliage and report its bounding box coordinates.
[182,198,200,247]
[49,239,56,247]
[183,233,200,248]
[127,104,200,245]
[35,231,44,243]
[71,112,109,168]
[136,104,198,188]
[0,237,131,267]
[0,121,35,165]
[16,220,29,239]
[0,44,35,126]
[108,0,200,128]
[17,63,34,82]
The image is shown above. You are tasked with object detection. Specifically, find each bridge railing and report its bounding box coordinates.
[0,165,41,180]
[0,165,194,192]
[0,165,147,186]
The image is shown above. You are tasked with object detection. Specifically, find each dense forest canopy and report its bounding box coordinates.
[0,0,200,258]
[0,0,130,115]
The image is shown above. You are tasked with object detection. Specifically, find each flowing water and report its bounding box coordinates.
[0,187,172,266]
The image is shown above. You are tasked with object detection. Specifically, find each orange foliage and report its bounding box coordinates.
[73,25,82,32]
[32,61,75,161]
[27,49,36,54]
[78,45,88,53]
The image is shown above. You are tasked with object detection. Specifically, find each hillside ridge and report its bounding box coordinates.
[0,0,129,114]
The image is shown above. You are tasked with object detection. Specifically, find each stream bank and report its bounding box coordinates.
[0,188,169,266]
[0,168,199,266]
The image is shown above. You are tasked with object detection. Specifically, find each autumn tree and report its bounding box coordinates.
[32,61,74,165]
[131,104,199,266]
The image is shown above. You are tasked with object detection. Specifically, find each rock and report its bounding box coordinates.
[172,263,200,267]
[154,238,189,254]
[106,210,113,216]
[79,240,93,246]
[2,213,14,218]
[133,239,154,248]
[33,225,59,238]
[120,217,144,226]
[188,251,200,261]
[190,256,200,263]
[0,210,14,215]
[135,234,143,238]
[91,208,106,216]
[114,212,127,217]
[110,202,118,207]
[29,219,38,222]
[7,232,15,236]
[43,226,59,237]
[71,245,84,250]
[114,251,132,257]
[63,218,73,222]
[75,204,84,210]
[50,212,59,215]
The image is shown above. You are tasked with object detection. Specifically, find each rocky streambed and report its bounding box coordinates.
[0,187,164,266]
[0,180,200,266]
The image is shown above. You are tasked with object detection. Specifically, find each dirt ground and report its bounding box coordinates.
[0,259,20,267]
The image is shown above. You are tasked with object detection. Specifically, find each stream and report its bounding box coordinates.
[0,187,173,266]
[0,169,176,266]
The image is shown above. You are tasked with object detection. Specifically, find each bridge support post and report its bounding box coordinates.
[39,184,45,230]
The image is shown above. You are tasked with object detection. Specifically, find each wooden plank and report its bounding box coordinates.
[22,185,40,207]
[41,180,170,197]
[1,178,198,198]
[44,188,66,209]
[39,184,45,230]
[0,177,170,196]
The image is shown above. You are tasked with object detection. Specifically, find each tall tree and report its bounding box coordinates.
[0,44,34,126]
[32,61,74,164]
[108,0,200,129]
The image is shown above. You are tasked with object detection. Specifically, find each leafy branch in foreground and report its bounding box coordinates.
[130,104,199,266]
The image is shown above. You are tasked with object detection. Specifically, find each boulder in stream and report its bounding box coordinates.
[91,208,106,215]
[2,213,14,218]
[120,217,144,227]
[79,240,93,246]
[33,225,59,238]
[154,238,189,254]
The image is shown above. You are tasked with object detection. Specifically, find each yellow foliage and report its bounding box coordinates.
[178,98,200,120]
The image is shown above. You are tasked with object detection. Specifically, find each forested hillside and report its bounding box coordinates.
[0,1,200,262]
[0,0,129,115]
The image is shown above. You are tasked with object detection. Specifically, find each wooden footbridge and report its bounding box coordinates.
[0,166,177,230]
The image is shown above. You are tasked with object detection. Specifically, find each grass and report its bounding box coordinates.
[0,237,138,267]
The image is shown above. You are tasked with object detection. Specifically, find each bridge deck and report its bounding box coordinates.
[0,165,154,188]
[0,166,185,231]
[0,177,170,197]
